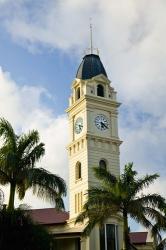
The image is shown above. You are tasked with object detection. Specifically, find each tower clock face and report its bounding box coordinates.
[75,117,83,134]
[95,114,109,131]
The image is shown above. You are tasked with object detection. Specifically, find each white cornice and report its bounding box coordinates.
[66,95,121,114]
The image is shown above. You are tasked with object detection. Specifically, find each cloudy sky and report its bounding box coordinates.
[0,0,166,231]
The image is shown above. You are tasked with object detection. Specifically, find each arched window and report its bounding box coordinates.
[76,87,80,100]
[97,84,104,97]
[99,159,107,170]
[100,224,118,250]
[75,162,81,180]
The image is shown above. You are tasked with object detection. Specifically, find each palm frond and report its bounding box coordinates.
[76,202,118,236]
[88,192,121,211]
[130,211,153,229]
[0,119,63,210]
[21,143,45,169]
[75,210,88,224]
[24,168,66,209]
[151,223,162,245]
[34,184,65,210]
[17,130,40,158]
[128,199,145,217]
[157,238,166,250]
[0,144,11,158]
[131,194,166,210]
[16,182,26,200]
[131,174,159,197]
[121,163,137,183]
[93,167,117,185]
[0,118,17,151]
[54,196,65,211]
[27,168,66,195]
[144,207,166,226]
[0,169,10,184]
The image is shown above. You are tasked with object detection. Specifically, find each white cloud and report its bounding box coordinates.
[0,1,166,115]
[0,0,166,231]
[0,67,69,209]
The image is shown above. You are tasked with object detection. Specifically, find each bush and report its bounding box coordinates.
[0,209,55,250]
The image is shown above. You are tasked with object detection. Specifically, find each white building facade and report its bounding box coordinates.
[65,53,123,250]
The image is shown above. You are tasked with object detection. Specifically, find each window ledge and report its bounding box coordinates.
[75,178,82,183]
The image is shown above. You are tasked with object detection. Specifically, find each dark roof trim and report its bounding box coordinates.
[54,233,81,238]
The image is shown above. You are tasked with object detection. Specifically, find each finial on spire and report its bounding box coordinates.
[90,18,93,54]
[84,19,99,56]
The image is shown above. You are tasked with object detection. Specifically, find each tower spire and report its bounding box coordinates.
[84,18,99,56]
[90,18,93,54]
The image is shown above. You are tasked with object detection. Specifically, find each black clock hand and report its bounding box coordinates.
[100,122,104,128]
[101,122,108,129]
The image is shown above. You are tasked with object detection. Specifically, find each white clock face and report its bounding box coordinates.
[95,114,109,131]
[75,117,83,134]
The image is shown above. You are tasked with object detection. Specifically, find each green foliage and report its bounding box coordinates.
[156,238,166,250]
[76,163,166,249]
[151,222,166,249]
[0,208,55,250]
[0,118,66,210]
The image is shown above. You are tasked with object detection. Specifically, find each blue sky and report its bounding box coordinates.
[0,26,76,113]
[0,0,166,232]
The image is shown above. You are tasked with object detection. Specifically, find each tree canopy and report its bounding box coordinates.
[76,163,166,250]
[0,208,55,250]
[0,118,66,210]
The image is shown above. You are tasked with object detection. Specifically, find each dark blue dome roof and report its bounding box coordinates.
[76,54,107,80]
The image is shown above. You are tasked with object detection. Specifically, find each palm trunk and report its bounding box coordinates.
[123,211,130,250]
[8,182,16,211]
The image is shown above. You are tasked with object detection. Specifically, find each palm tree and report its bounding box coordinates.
[0,118,66,211]
[76,163,166,250]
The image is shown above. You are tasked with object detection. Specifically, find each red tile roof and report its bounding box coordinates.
[28,208,69,225]
[129,232,148,245]
[27,208,149,244]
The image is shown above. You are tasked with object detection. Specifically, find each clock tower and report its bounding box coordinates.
[66,53,123,250]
